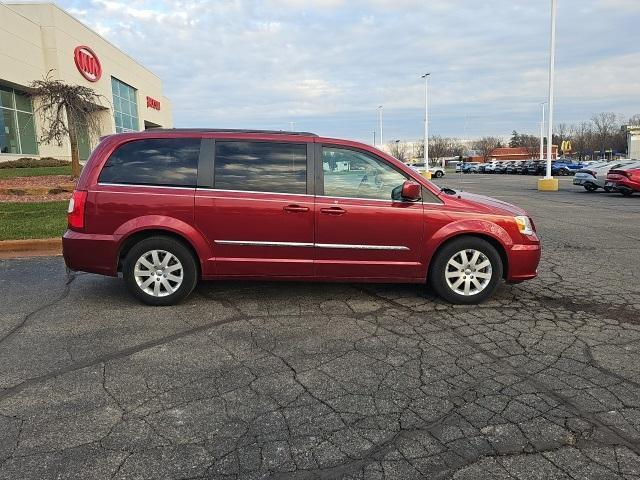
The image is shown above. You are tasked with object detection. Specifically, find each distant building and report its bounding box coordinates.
[626,125,640,159]
[1,3,173,162]
[468,146,558,163]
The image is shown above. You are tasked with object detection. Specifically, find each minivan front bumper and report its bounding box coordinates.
[62,230,120,276]
[506,243,541,282]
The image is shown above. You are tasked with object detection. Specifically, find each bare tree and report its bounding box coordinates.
[627,114,640,126]
[591,112,620,159]
[471,136,502,162]
[569,122,595,160]
[387,141,409,162]
[29,73,106,178]
[518,134,540,158]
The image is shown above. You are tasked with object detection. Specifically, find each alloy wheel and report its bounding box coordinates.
[134,249,184,297]
[444,249,493,296]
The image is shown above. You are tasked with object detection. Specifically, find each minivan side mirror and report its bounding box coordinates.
[401,180,421,201]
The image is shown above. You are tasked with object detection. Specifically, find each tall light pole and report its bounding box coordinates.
[545,0,557,179]
[372,131,376,146]
[377,105,383,147]
[422,73,430,168]
[539,102,547,160]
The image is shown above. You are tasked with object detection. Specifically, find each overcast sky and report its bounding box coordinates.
[60,0,639,143]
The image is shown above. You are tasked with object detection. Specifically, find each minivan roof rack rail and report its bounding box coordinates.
[143,128,318,137]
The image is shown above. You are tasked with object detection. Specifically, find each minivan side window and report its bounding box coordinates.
[214,141,307,194]
[99,138,200,187]
[322,147,408,200]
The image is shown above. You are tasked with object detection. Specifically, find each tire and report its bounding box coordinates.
[123,236,198,306]
[429,236,503,305]
[434,170,443,178]
[621,189,633,197]
[584,184,598,192]
[604,186,613,193]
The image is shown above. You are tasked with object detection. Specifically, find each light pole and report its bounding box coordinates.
[372,131,376,146]
[546,0,557,179]
[539,102,547,160]
[422,73,430,168]
[289,121,295,131]
[377,105,383,147]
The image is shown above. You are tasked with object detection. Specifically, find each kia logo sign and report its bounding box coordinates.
[146,96,161,110]
[74,46,102,82]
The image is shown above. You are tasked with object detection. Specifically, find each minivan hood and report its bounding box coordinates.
[450,191,527,216]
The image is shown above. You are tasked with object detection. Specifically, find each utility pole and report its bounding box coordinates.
[422,73,430,168]
[538,0,559,190]
[373,131,376,146]
[540,103,546,160]
[377,105,383,147]
[545,0,557,178]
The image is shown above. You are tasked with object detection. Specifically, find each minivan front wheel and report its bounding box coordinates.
[429,237,503,304]
[123,236,198,306]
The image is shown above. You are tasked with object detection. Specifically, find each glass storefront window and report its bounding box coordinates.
[0,85,37,155]
[111,77,139,133]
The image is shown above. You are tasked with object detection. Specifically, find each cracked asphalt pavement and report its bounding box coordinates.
[1,174,640,479]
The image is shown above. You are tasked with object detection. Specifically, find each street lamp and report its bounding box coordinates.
[422,73,430,169]
[377,105,383,147]
[539,0,559,191]
[539,103,545,160]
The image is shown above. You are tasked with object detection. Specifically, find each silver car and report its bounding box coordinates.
[573,160,640,192]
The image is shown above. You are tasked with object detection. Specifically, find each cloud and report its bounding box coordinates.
[59,0,639,141]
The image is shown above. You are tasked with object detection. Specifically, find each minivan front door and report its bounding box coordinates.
[315,145,424,281]
[195,140,315,277]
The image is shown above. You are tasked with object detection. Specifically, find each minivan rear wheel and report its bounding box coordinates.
[123,236,198,306]
[429,237,503,304]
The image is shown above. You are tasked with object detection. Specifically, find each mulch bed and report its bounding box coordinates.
[0,175,76,202]
[0,175,75,188]
[0,193,72,203]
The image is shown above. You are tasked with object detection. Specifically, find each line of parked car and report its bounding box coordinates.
[573,159,640,196]
[457,159,587,176]
[453,158,639,196]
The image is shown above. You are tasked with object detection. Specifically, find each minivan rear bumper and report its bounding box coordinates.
[62,230,120,276]
[506,243,541,282]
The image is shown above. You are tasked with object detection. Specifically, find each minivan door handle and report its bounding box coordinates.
[283,204,309,213]
[320,207,347,215]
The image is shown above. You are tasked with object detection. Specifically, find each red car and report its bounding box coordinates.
[63,129,540,306]
[606,167,640,196]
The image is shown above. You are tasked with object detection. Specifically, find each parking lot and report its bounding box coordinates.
[1,174,639,479]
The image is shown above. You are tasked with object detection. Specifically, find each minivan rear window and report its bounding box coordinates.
[99,138,200,187]
[214,141,307,194]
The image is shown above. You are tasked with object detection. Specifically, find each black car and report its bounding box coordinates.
[494,162,508,174]
[505,162,519,174]
[527,160,544,175]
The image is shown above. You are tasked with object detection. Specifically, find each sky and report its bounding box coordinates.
[58,0,639,143]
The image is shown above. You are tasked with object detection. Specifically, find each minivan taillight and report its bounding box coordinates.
[68,190,87,230]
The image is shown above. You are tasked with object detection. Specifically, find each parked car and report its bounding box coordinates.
[404,162,446,178]
[462,163,480,173]
[526,160,545,175]
[506,161,521,174]
[551,160,584,176]
[606,164,640,196]
[573,160,639,192]
[63,129,540,306]
[494,162,509,174]
[483,161,499,173]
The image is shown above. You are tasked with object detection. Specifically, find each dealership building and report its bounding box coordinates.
[0,3,172,161]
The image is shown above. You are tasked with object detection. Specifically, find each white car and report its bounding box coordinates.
[405,162,445,178]
[573,160,640,192]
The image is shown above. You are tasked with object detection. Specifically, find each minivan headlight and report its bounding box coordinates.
[514,216,534,236]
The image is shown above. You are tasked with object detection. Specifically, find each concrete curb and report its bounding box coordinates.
[0,238,62,259]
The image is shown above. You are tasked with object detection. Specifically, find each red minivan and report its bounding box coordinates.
[63,129,540,306]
